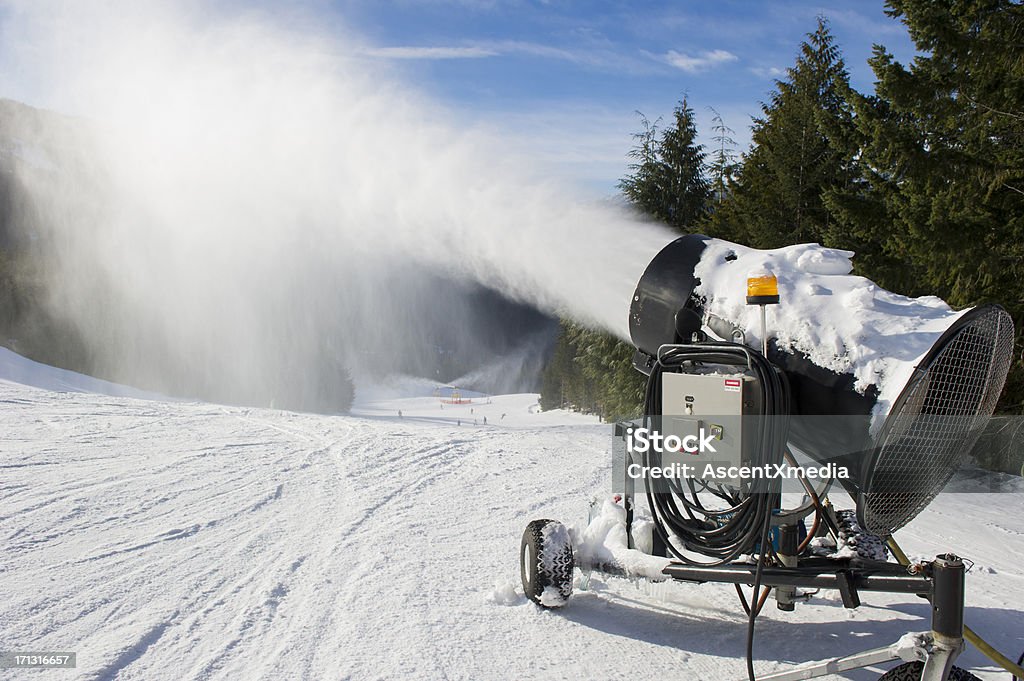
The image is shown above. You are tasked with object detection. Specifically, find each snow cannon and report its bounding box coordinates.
[519,233,1023,681]
[628,235,1014,537]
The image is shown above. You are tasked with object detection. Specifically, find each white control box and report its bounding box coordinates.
[660,372,758,472]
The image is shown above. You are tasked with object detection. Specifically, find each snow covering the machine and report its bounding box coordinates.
[693,240,968,420]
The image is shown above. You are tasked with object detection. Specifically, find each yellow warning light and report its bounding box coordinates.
[746,271,780,305]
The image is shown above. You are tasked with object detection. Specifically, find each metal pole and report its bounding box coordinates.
[921,554,966,681]
[659,563,932,595]
[760,304,768,357]
[776,523,798,611]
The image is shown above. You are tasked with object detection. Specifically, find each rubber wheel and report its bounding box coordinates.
[878,661,981,680]
[520,519,574,608]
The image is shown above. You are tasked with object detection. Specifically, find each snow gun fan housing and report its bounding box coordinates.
[628,235,1015,537]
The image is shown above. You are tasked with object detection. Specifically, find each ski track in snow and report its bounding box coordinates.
[1,377,1023,680]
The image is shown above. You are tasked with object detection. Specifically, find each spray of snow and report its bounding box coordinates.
[0,1,972,416]
[694,240,967,418]
[448,330,555,395]
[0,1,673,403]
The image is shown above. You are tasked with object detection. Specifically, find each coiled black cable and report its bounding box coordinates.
[640,343,789,565]
[638,342,789,681]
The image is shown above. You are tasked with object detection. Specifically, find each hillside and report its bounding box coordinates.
[1,351,1021,680]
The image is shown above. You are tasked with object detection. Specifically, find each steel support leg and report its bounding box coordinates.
[730,555,967,681]
[921,554,966,681]
[751,645,900,681]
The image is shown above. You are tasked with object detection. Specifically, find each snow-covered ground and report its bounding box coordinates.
[1,351,1022,680]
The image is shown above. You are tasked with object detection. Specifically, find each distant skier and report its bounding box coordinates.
[398,409,403,418]
[483,416,487,425]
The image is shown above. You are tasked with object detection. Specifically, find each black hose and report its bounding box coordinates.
[638,342,789,681]
[641,343,788,565]
[747,487,775,681]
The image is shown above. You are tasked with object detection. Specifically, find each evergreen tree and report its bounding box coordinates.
[712,18,859,248]
[618,98,711,231]
[542,99,712,420]
[707,107,739,206]
[564,324,645,420]
[539,320,640,419]
[540,321,589,412]
[837,0,1024,410]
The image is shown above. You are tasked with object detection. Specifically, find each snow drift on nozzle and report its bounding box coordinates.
[628,235,1014,536]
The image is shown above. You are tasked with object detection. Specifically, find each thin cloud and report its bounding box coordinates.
[660,48,738,73]
[750,65,785,78]
[358,42,579,62]
[498,40,657,73]
[498,41,585,64]
[360,45,498,59]
[359,40,652,72]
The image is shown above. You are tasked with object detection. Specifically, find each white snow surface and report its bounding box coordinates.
[0,347,167,400]
[695,240,967,419]
[2,350,1023,680]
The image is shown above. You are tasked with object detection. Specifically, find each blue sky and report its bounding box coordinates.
[325,0,918,195]
[0,1,919,197]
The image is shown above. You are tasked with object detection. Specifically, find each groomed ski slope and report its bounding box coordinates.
[1,351,1022,680]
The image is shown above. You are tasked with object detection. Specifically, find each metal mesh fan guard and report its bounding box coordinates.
[861,305,1015,536]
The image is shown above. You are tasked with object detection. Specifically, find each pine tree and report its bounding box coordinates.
[564,324,645,420]
[540,321,638,419]
[618,98,711,231]
[707,107,739,206]
[540,321,582,411]
[541,99,712,419]
[839,0,1024,410]
[711,18,859,249]
[616,114,661,220]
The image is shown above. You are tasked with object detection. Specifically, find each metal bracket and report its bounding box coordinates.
[749,639,905,680]
[920,638,965,681]
[750,631,944,681]
[836,569,861,609]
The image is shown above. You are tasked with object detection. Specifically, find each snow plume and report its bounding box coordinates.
[0,1,673,409]
[449,330,556,395]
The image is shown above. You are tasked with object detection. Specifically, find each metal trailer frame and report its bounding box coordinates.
[576,551,966,681]
[597,420,969,681]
